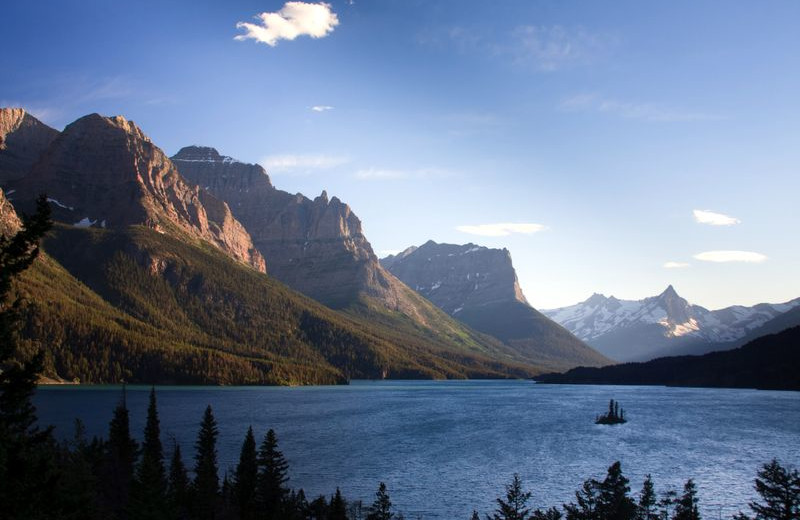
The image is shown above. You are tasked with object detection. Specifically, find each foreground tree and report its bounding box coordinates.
[130,388,168,520]
[672,480,700,520]
[329,487,348,520]
[194,405,220,520]
[168,443,191,519]
[257,428,290,517]
[100,388,139,519]
[597,461,636,520]
[735,460,800,520]
[491,474,533,520]
[366,482,394,520]
[636,475,659,520]
[233,426,259,520]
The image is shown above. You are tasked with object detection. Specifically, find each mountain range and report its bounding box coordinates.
[381,241,610,371]
[543,286,800,362]
[0,108,598,384]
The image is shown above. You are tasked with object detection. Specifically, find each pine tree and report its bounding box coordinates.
[168,443,190,519]
[130,388,168,520]
[194,405,220,520]
[672,480,700,520]
[471,511,481,520]
[735,460,800,520]
[637,475,658,520]
[233,426,259,520]
[366,482,394,520]
[597,461,636,520]
[101,387,139,520]
[531,508,563,520]
[490,474,533,520]
[329,488,348,520]
[256,428,290,517]
[565,479,600,520]
[0,194,56,519]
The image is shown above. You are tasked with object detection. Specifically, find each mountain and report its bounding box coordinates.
[542,286,800,362]
[0,108,59,183]
[170,146,530,366]
[9,114,266,272]
[380,240,611,371]
[534,326,800,391]
[0,187,21,235]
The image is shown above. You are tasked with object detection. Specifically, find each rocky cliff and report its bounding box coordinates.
[0,187,21,236]
[12,115,265,272]
[382,241,610,370]
[0,108,59,183]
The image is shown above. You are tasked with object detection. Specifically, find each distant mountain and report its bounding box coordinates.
[0,108,59,183]
[381,240,611,371]
[542,286,800,362]
[9,113,266,272]
[534,326,800,391]
[171,147,529,368]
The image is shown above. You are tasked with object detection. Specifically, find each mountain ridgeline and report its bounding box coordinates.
[381,241,610,371]
[0,108,569,384]
[543,286,800,362]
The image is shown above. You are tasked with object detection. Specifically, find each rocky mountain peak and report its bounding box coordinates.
[172,146,225,163]
[0,107,59,183]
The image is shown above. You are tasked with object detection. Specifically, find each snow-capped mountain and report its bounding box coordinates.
[542,286,800,362]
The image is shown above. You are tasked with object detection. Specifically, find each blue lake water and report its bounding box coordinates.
[34,381,800,519]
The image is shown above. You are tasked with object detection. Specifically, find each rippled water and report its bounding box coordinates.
[35,381,800,519]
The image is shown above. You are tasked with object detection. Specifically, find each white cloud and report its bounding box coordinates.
[560,93,722,122]
[235,2,339,47]
[354,167,450,181]
[260,154,349,173]
[663,261,690,269]
[693,251,767,263]
[513,25,607,71]
[456,222,546,237]
[311,105,334,112]
[692,209,740,226]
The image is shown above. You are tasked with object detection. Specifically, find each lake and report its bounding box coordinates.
[34,381,800,519]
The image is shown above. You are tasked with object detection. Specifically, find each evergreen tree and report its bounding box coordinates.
[565,479,600,520]
[101,387,139,520]
[194,405,221,520]
[233,426,259,520]
[735,460,800,520]
[597,461,636,520]
[329,488,348,520]
[168,443,190,519]
[672,480,700,520]
[366,482,394,520]
[256,428,290,517]
[131,388,168,520]
[531,508,563,520]
[0,194,56,520]
[637,475,659,520]
[471,512,481,520]
[658,489,678,520]
[490,474,533,520]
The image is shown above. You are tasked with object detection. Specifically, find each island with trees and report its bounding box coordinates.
[596,399,627,425]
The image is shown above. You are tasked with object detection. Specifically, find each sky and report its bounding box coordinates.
[2,0,799,310]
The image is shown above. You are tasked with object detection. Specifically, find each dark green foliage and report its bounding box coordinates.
[595,400,626,425]
[472,512,481,520]
[366,482,394,520]
[636,475,658,520]
[329,488,348,520]
[735,460,800,520]
[565,479,600,520]
[257,428,290,518]
[490,474,533,520]
[672,480,700,520]
[193,405,220,520]
[131,388,168,520]
[596,461,636,520]
[233,426,258,520]
[168,443,191,519]
[100,389,139,520]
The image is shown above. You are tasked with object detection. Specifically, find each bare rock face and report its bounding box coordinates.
[0,187,21,236]
[382,240,611,370]
[0,108,59,183]
[173,146,408,309]
[14,115,265,272]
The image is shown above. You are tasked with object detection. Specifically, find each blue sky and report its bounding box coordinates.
[3,0,799,309]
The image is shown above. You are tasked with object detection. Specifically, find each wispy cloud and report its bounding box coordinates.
[354,167,451,181]
[456,222,546,237]
[310,105,334,112]
[663,261,690,269]
[512,25,609,71]
[560,93,722,122]
[693,209,740,226]
[693,251,767,263]
[260,154,349,173]
[235,2,339,47]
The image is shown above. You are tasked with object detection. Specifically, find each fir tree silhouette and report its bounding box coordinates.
[193,405,220,520]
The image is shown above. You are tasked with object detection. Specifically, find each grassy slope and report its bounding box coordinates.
[16,225,541,384]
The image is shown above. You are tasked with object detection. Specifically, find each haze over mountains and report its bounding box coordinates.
[381,241,610,371]
[0,107,610,384]
[543,286,800,362]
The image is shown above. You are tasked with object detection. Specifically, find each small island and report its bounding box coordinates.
[596,399,627,425]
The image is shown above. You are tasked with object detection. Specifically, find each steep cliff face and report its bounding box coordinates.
[172,146,411,310]
[382,241,611,370]
[13,115,265,272]
[0,187,21,236]
[0,108,59,183]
